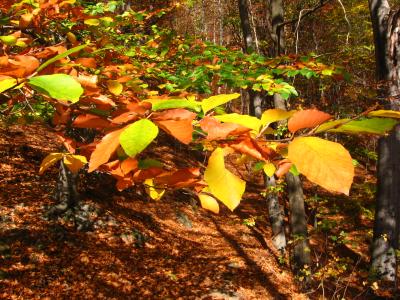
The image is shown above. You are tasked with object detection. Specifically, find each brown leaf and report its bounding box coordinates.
[275,159,292,178]
[288,109,332,133]
[73,114,111,128]
[75,57,97,68]
[152,108,196,121]
[154,168,200,188]
[133,167,164,181]
[88,128,124,172]
[227,138,264,161]
[111,111,139,125]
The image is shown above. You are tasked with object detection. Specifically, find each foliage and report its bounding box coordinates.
[0,0,398,214]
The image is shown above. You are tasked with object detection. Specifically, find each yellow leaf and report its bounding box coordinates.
[214,113,261,132]
[368,110,400,119]
[39,153,64,175]
[0,78,17,93]
[263,163,276,177]
[261,109,296,127]
[204,148,245,211]
[288,137,354,195]
[84,19,100,26]
[63,154,87,174]
[201,93,240,114]
[107,80,123,96]
[198,188,220,214]
[144,178,165,201]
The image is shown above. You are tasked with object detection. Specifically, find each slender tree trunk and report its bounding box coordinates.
[270,0,311,277]
[369,0,400,284]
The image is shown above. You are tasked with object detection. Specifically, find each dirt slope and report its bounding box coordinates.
[0,124,308,299]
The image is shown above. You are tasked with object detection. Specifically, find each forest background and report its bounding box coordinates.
[1,0,400,299]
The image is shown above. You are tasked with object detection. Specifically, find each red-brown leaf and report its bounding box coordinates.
[154,168,200,188]
[275,159,292,177]
[88,128,124,172]
[111,111,139,125]
[200,116,251,140]
[155,119,194,144]
[73,114,111,128]
[288,109,332,133]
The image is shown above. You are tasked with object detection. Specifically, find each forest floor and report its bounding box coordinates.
[0,124,395,299]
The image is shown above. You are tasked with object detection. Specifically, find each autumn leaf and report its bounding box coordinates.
[204,147,245,211]
[288,109,332,133]
[154,168,200,188]
[72,114,110,128]
[214,113,261,132]
[63,154,87,173]
[288,137,354,195]
[198,187,220,214]
[201,93,240,114]
[88,128,125,172]
[261,109,296,127]
[199,116,251,140]
[39,153,64,174]
[144,178,165,200]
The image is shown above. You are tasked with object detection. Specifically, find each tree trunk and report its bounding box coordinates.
[269,0,311,276]
[369,0,400,284]
[286,173,311,277]
[238,0,263,117]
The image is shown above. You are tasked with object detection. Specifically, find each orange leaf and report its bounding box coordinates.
[288,109,331,133]
[126,101,151,114]
[75,57,97,68]
[116,176,134,191]
[228,138,264,161]
[133,167,164,181]
[88,128,124,172]
[155,119,194,144]
[154,168,200,188]
[152,108,196,121]
[199,116,251,140]
[73,114,111,128]
[111,111,139,125]
[121,157,138,175]
[275,159,292,177]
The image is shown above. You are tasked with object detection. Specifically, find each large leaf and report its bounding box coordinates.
[326,118,398,135]
[72,114,110,128]
[288,109,332,133]
[214,113,261,132]
[88,129,124,172]
[28,74,83,103]
[199,116,251,140]
[120,119,159,157]
[201,93,240,114]
[288,137,354,195]
[261,109,296,127]
[36,44,87,72]
[204,147,245,211]
[39,153,63,174]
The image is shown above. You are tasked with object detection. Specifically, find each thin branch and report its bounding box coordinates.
[277,0,334,31]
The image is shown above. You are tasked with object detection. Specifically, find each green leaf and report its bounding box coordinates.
[138,159,163,169]
[28,74,83,103]
[0,35,17,46]
[201,93,240,114]
[326,118,398,135]
[36,44,87,72]
[214,113,261,132]
[204,147,245,211]
[150,99,201,112]
[120,119,159,157]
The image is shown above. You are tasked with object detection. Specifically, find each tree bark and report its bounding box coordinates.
[369,0,400,283]
[269,0,311,277]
